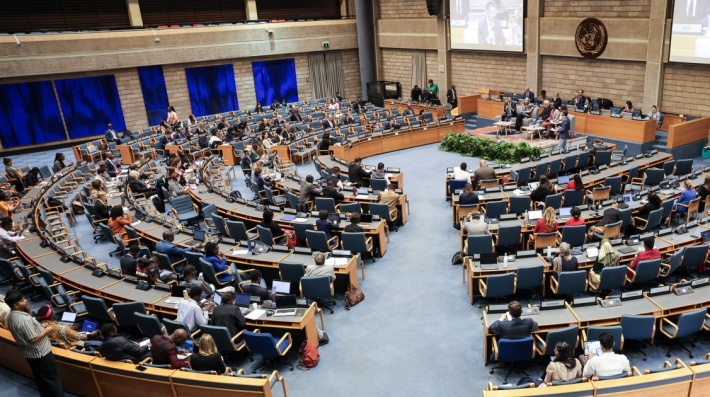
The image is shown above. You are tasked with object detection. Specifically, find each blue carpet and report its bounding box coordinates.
[2,143,709,396]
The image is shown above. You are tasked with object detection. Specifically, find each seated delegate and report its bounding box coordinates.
[487,300,538,339]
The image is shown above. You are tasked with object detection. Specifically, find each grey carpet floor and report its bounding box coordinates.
[2,143,710,396]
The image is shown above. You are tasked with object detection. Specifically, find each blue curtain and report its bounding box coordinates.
[138,65,169,127]
[252,58,298,107]
[184,64,239,117]
[0,81,66,148]
[55,75,126,139]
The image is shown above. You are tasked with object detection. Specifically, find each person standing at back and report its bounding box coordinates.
[5,288,65,397]
[558,109,570,152]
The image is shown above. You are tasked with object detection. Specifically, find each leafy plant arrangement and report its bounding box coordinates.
[439,133,543,163]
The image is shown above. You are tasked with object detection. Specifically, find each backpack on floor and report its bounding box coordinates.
[152,196,166,213]
[451,251,463,265]
[297,340,320,370]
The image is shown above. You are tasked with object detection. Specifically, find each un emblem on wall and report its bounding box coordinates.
[575,18,608,59]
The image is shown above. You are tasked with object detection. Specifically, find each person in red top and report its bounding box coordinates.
[627,237,660,279]
[565,174,584,191]
[530,207,559,245]
[565,207,585,226]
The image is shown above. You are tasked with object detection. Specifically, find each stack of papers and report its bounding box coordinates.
[325,257,349,267]
[586,247,599,258]
[356,194,370,199]
[232,250,249,255]
[245,309,266,320]
[293,218,309,223]
[131,220,142,226]
[513,189,525,196]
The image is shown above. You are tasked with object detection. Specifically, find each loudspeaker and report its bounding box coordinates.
[426,0,441,16]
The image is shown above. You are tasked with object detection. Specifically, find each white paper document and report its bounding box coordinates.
[325,257,349,267]
[245,309,266,320]
[232,250,249,255]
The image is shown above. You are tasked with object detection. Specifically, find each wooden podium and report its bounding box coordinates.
[218,145,238,165]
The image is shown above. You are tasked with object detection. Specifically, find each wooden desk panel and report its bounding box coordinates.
[53,348,101,397]
[576,113,657,143]
[384,100,446,118]
[116,144,135,164]
[667,117,710,148]
[458,95,481,114]
[219,144,239,165]
[477,99,504,119]
[591,368,693,397]
[483,383,594,396]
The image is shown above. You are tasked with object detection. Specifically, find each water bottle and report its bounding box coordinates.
[503,253,508,269]
[547,245,552,258]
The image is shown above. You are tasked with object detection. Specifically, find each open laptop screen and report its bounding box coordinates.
[271,280,291,294]
[235,293,250,307]
[528,210,543,220]
[559,207,572,218]
[557,175,570,185]
[702,230,710,244]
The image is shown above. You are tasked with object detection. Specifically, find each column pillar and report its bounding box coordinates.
[643,0,669,111]
[246,0,258,21]
[525,0,541,96]
[437,0,451,89]
[125,0,143,27]
[356,0,376,100]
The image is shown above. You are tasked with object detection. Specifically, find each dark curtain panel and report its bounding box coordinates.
[137,65,169,126]
[55,75,126,139]
[0,81,65,148]
[252,58,299,107]
[184,64,239,117]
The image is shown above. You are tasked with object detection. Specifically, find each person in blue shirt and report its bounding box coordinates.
[155,230,201,273]
[459,183,480,206]
[315,209,339,240]
[203,242,234,284]
[674,179,698,214]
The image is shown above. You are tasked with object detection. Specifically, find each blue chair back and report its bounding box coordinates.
[306,230,332,251]
[340,202,361,214]
[586,325,623,351]
[516,264,544,291]
[538,326,578,356]
[212,214,228,236]
[675,159,693,176]
[605,176,623,196]
[597,266,626,291]
[535,163,547,180]
[631,259,661,284]
[645,168,665,187]
[642,208,663,230]
[466,235,493,256]
[300,275,332,300]
[483,273,515,298]
[662,160,676,176]
[112,302,146,327]
[563,190,584,207]
[619,208,632,228]
[292,222,312,244]
[134,313,165,337]
[620,314,655,340]
[548,159,561,176]
[341,232,369,254]
[594,151,612,166]
[315,197,337,213]
[660,198,674,221]
[555,270,588,295]
[543,193,563,210]
[225,220,254,241]
[516,167,531,185]
[496,225,522,248]
[82,295,113,322]
[485,201,508,219]
[675,308,707,338]
[200,325,244,353]
[370,178,388,191]
[662,248,683,277]
[682,245,708,269]
[279,261,305,288]
[448,179,468,196]
[560,225,586,247]
[242,331,285,359]
[577,152,590,168]
[509,197,531,215]
[256,225,275,246]
[497,336,534,362]
[164,319,191,337]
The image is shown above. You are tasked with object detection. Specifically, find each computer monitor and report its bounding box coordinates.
[528,210,543,220]
[557,175,570,185]
[235,293,250,307]
[271,280,291,294]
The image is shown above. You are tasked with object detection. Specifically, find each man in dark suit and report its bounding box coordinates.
[446,85,458,109]
[119,244,140,276]
[352,97,365,114]
[596,98,614,110]
[322,115,336,130]
[209,291,246,338]
[478,2,505,45]
[290,110,303,123]
[103,152,121,178]
[411,85,422,102]
[241,270,274,302]
[487,301,538,339]
[105,123,121,144]
[500,96,517,121]
[322,179,344,202]
[522,87,534,102]
[348,157,371,187]
[572,89,586,110]
[472,159,497,189]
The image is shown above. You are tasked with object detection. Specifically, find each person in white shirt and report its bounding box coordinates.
[453,162,472,183]
[582,332,630,378]
[176,286,214,333]
[304,253,335,282]
[0,217,23,258]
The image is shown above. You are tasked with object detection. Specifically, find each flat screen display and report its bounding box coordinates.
[450,0,524,52]
[669,0,710,63]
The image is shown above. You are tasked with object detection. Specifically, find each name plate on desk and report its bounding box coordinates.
[500,214,518,221]
[648,285,671,296]
[540,300,565,310]
[516,250,537,258]
[691,278,709,288]
[487,304,509,313]
[610,238,623,246]
[621,290,643,300]
[573,296,597,307]
[640,232,655,240]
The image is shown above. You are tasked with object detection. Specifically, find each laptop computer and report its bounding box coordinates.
[559,207,572,219]
[59,311,77,327]
[479,252,499,270]
[271,280,291,295]
[184,229,205,246]
[527,210,543,224]
[81,319,98,333]
[171,285,187,297]
[273,294,298,317]
[328,213,341,224]
[557,175,570,185]
[359,214,373,223]
[212,292,222,306]
[528,182,539,191]
[235,293,251,314]
[702,230,710,244]
[356,188,369,196]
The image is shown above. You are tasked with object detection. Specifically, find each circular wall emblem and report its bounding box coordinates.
[575,18,608,59]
